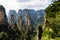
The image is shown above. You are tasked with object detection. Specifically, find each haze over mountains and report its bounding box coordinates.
[7,9,45,27]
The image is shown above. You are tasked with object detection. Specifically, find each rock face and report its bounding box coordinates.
[8,10,17,30]
[6,9,45,40]
[10,14,15,29]
[0,5,9,32]
[7,9,45,27]
[8,10,17,23]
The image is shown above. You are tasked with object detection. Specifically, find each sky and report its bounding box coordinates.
[0,0,52,12]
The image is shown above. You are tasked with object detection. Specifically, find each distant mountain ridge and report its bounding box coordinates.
[7,9,45,26]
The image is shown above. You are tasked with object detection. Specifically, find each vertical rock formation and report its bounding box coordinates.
[18,16,22,27]
[8,10,17,30]
[36,10,45,40]
[10,14,15,29]
[43,13,46,30]
[0,5,9,32]
[17,9,45,40]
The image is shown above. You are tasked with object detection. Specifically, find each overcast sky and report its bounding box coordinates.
[0,0,52,12]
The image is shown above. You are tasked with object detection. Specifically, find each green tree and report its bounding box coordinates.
[45,0,60,39]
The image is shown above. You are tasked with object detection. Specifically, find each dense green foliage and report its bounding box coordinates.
[45,0,60,40]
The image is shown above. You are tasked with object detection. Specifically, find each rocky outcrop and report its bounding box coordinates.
[0,5,9,32]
